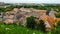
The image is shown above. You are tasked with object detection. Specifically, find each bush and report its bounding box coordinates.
[51,21,60,34]
[26,16,36,29]
[26,16,45,32]
[36,20,45,32]
[57,21,60,26]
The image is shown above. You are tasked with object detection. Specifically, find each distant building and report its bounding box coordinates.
[0,2,5,6]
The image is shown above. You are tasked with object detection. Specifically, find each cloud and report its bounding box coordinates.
[0,0,60,3]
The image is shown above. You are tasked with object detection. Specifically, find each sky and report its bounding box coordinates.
[0,0,60,4]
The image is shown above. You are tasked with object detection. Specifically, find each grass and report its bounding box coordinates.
[51,21,60,34]
[0,22,60,34]
[0,22,45,34]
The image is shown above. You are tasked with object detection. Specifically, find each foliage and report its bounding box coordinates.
[26,16,36,29]
[36,20,45,32]
[51,21,60,34]
[26,16,45,32]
